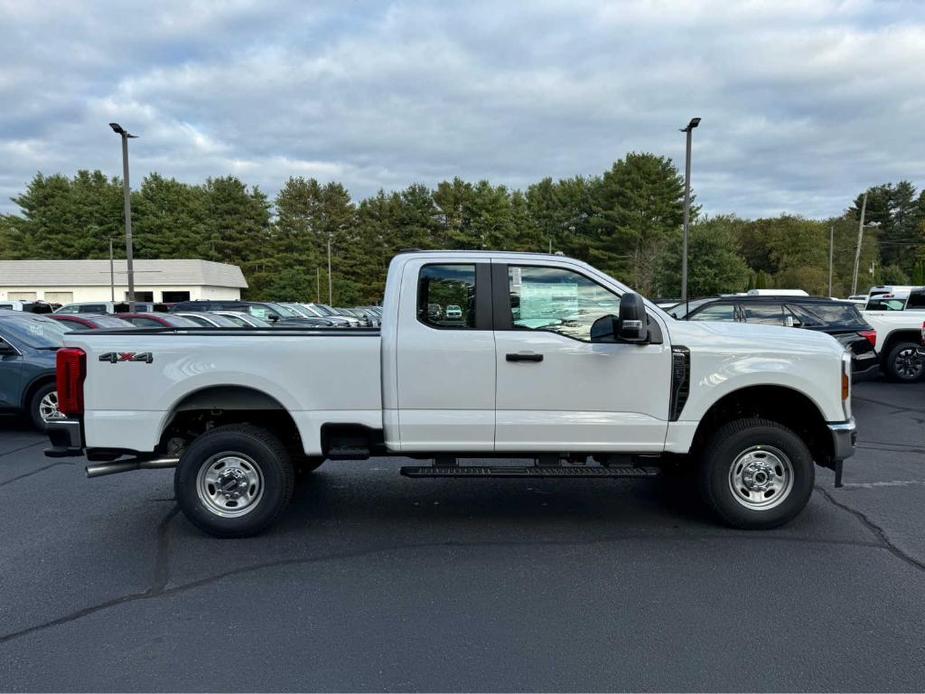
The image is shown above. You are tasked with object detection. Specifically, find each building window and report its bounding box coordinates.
[126,291,155,302]
[162,291,191,303]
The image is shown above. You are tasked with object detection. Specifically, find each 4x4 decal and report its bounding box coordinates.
[99,352,154,364]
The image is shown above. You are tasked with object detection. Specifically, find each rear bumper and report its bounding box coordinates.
[44,418,84,458]
[827,418,857,462]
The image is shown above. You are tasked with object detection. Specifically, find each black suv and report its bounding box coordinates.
[670,295,879,379]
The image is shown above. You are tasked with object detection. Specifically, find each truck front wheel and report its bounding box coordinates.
[700,418,814,529]
[175,425,295,538]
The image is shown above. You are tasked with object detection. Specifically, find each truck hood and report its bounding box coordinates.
[668,319,846,358]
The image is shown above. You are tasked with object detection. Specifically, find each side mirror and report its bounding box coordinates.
[617,293,649,343]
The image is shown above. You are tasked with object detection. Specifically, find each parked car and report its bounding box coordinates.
[171,300,332,327]
[47,251,855,538]
[172,312,242,328]
[305,303,362,326]
[0,310,74,430]
[0,301,56,313]
[118,313,202,328]
[671,295,879,379]
[210,311,274,328]
[291,303,355,327]
[445,304,463,319]
[50,314,136,330]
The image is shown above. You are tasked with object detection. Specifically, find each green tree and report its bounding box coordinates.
[589,153,688,293]
[654,216,749,298]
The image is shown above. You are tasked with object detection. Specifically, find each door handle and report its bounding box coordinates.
[506,352,544,362]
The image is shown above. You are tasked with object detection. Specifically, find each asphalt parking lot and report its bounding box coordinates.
[1,380,924,692]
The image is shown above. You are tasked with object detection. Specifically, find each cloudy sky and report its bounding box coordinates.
[1,0,924,218]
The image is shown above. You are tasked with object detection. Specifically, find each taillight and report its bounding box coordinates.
[858,329,877,348]
[56,348,86,416]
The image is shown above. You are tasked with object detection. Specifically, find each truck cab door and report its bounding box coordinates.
[491,261,671,453]
[388,259,496,452]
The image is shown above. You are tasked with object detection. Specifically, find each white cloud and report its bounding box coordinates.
[1,0,924,218]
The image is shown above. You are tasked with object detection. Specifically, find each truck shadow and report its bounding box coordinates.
[272,464,716,534]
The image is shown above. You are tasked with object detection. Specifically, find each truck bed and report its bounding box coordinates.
[62,327,383,454]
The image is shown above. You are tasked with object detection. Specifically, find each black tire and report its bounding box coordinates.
[700,418,814,530]
[28,381,59,432]
[884,341,925,382]
[174,424,295,538]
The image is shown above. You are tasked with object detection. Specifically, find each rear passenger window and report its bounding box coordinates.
[744,304,785,325]
[689,303,737,321]
[907,291,925,309]
[79,304,106,313]
[417,265,477,329]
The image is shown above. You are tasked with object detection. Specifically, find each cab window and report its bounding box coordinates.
[417,265,477,329]
[507,266,620,341]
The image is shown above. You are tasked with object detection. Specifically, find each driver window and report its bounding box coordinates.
[508,266,621,341]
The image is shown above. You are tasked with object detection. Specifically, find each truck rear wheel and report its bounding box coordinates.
[700,418,814,529]
[174,424,295,538]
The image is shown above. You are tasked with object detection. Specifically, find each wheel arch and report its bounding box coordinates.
[691,384,833,466]
[157,384,304,458]
[881,329,922,357]
[20,371,56,412]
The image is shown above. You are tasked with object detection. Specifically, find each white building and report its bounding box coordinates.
[0,259,248,304]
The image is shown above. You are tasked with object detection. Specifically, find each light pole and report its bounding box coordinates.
[327,234,333,305]
[850,194,880,296]
[680,117,700,304]
[109,123,138,303]
[828,224,834,297]
[109,237,115,301]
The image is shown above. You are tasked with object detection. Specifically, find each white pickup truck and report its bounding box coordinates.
[861,287,925,382]
[46,251,856,537]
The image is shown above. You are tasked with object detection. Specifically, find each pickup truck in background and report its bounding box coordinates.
[862,287,925,382]
[46,251,856,537]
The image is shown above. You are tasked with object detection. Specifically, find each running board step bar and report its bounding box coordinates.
[400,465,659,478]
[86,457,179,479]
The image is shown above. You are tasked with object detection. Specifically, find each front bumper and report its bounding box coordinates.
[828,418,857,462]
[45,418,84,458]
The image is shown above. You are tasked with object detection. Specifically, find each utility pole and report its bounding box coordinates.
[316,268,320,304]
[851,192,868,296]
[680,117,701,304]
[109,237,115,301]
[109,123,138,303]
[327,234,333,305]
[828,224,834,297]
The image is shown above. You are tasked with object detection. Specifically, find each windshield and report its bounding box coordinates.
[0,315,73,348]
[265,303,301,318]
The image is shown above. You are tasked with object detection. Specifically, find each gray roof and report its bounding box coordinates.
[0,259,248,288]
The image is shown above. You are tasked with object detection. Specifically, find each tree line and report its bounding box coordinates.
[1,153,923,305]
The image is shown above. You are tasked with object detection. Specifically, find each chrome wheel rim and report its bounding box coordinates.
[728,445,794,511]
[894,348,923,379]
[196,452,264,518]
[39,391,65,422]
